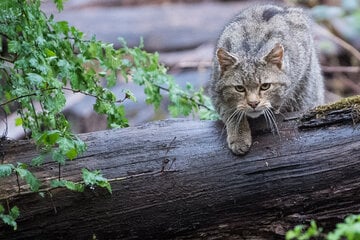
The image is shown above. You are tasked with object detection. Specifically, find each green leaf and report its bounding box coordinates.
[123,89,137,102]
[52,150,66,165]
[0,205,20,230]
[51,179,84,192]
[9,206,20,219]
[64,180,85,192]
[0,214,17,230]
[31,155,45,166]
[26,73,44,85]
[65,148,77,160]
[8,40,21,53]
[54,0,66,12]
[47,130,61,145]
[50,179,66,188]
[0,164,14,177]
[82,168,112,194]
[15,165,41,192]
[15,117,23,126]
[44,48,56,57]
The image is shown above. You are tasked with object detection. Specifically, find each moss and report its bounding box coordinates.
[315,95,360,113]
[313,95,360,124]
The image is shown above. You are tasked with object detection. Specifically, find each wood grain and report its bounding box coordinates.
[1,115,360,239]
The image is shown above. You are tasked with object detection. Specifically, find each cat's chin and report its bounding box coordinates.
[246,111,264,118]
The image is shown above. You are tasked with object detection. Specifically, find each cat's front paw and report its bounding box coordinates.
[227,136,252,155]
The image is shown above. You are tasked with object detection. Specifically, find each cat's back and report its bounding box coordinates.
[218,4,312,55]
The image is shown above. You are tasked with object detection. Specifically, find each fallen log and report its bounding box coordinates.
[1,111,360,240]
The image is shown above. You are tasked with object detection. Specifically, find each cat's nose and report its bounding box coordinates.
[248,101,260,109]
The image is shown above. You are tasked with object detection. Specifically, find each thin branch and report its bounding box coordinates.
[47,191,57,214]
[321,66,360,73]
[0,87,128,107]
[0,92,37,107]
[58,163,61,181]
[30,98,40,129]
[15,171,20,193]
[0,55,16,63]
[6,199,10,213]
[316,24,360,62]
[155,84,213,111]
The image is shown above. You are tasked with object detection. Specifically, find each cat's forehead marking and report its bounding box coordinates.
[238,65,261,88]
[262,7,285,22]
[243,76,260,89]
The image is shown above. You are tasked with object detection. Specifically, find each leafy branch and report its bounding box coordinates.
[0,86,130,107]
[0,0,217,230]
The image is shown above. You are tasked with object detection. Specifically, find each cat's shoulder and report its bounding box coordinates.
[228,4,311,27]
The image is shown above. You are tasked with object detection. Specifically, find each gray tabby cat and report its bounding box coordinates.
[210,4,324,155]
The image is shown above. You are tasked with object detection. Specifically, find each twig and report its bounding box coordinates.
[6,199,10,213]
[0,92,39,107]
[30,98,40,129]
[0,87,128,107]
[0,55,16,63]
[47,191,57,214]
[155,84,213,111]
[175,61,212,69]
[321,66,360,73]
[316,24,360,62]
[58,163,61,181]
[15,171,20,193]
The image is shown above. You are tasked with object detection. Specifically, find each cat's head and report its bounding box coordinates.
[214,43,289,118]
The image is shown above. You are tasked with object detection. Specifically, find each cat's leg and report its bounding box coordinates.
[226,117,252,155]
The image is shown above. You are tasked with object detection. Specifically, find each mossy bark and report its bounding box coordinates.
[299,95,360,128]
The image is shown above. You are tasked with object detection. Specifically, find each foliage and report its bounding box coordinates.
[82,168,112,193]
[327,215,360,240]
[286,214,360,240]
[0,163,40,192]
[0,0,216,230]
[0,205,19,231]
[286,220,322,240]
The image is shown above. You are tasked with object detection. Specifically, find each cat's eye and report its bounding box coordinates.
[235,85,245,92]
[260,83,271,91]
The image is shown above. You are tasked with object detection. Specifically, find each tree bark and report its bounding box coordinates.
[1,113,360,240]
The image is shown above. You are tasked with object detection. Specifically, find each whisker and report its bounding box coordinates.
[233,110,241,134]
[225,109,239,126]
[263,110,272,132]
[220,108,241,138]
[235,110,245,134]
[266,108,279,135]
[265,110,277,134]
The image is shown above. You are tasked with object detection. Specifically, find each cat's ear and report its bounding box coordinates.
[216,48,238,73]
[264,43,284,69]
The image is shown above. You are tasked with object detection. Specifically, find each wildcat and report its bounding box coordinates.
[210,4,324,155]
